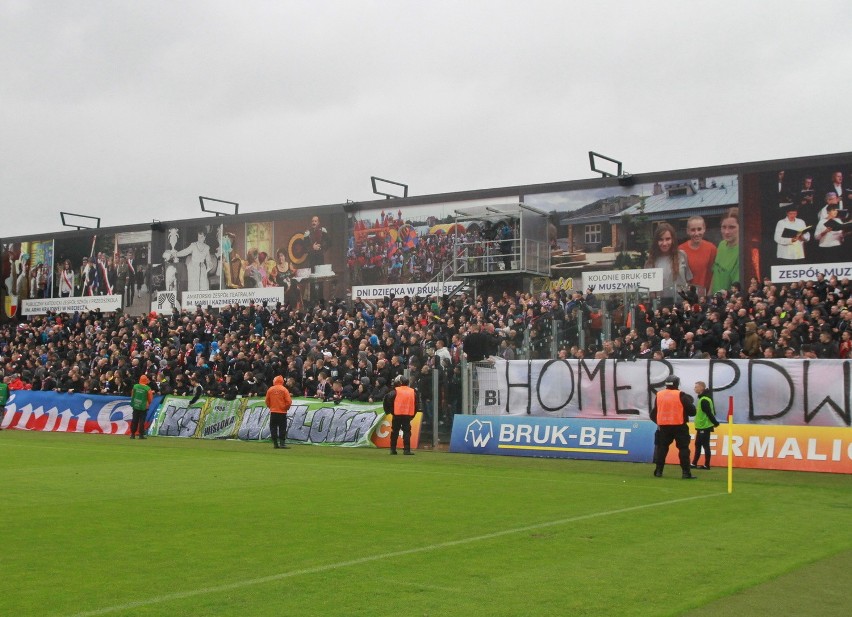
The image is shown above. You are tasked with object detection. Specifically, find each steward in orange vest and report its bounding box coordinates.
[650,375,696,479]
[390,375,416,455]
[266,375,293,449]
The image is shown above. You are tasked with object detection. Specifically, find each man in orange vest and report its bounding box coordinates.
[650,375,696,479]
[265,375,292,449]
[390,375,416,455]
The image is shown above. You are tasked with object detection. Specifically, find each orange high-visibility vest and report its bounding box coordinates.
[656,389,684,425]
[393,386,416,417]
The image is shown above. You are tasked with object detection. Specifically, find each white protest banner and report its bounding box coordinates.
[476,358,852,428]
[21,295,123,316]
[770,261,852,283]
[182,287,286,308]
[352,281,464,300]
[582,268,663,293]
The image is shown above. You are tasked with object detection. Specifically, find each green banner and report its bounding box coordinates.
[148,396,208,437]
[150,395,385,447]
[198,397,242,439]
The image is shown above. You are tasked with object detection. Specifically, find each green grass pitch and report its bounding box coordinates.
[3,430,851,616]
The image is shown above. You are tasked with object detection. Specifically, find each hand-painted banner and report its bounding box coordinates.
[149,395,393,447]
[0,390,159,434]
[450,414,655,462]
[148,396,208,437]
[476,358,852,427]
[198,397,242,439]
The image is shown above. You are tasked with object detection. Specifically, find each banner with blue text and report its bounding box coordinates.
[450,415,655,461]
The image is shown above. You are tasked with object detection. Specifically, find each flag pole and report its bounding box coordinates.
[727,396,734,494]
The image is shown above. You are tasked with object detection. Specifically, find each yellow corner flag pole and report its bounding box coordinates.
[727,396,734,494]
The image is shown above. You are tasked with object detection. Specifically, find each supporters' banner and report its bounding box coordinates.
[285,400,387,446]
[582,268,663,293]
[21,294,122,315]
[352,281,464,300]
[198,397,242,439]
[151,395,393,447]
[450,415,655,462]
[148,395,208,437]
[666,423,852,474]
[1,390,134,434]
[236,397,273,440]
[476,358,852,427]
[769,261,852,283]
[182,287,286,309]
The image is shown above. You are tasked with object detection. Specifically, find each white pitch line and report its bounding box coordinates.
[65,492,723,617]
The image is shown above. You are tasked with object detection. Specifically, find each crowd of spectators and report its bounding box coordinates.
[540,273,851,362]
[0,273,850,412]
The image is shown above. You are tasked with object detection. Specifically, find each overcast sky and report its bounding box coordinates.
[2,0,850,238]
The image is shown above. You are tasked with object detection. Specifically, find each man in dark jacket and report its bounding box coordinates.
[650,375,697,479]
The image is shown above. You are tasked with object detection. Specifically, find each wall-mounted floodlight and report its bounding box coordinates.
[60,212,101,230]
[199,196,239,216]
[371,176,408,199]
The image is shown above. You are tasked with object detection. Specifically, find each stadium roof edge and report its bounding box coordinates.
[2,150,851,244]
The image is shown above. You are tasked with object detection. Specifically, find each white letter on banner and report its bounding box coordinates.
[516,425,532,444]
[778,438,803,459]
[614,427,630,447]
[807,439,827,461]
[56,409,74,432]
[499,424,514,441]
[747,437,775,458]
[42,406,61,431]
[75,411,90,432]
[550,425,569,445]
[98,400,130,434]
[579,426,595,445]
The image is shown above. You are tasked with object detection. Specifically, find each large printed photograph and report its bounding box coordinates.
[348,197,522,289]
[742,165,852,283]
[523,175,740,301]
[222,211,346,306]
[2,239,54,318]
[150,223,222,296]
[52,231,152,315]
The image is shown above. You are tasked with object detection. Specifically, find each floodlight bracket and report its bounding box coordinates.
[60,212,101,230]
[199,196,239,216]
[371,176,408,200]
[588,151,623,178]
